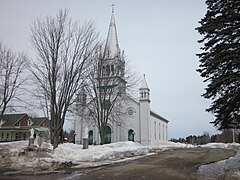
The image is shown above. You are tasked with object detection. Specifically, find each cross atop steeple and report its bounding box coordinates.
[104,4,120,59]
[111,3,115,13]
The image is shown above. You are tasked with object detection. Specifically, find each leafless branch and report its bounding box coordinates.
[0,40,27,116]
[29,9,99,148]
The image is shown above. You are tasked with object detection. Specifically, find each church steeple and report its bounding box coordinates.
[139,74,150,102]
[104,4,121,59]
[100,5,126,93]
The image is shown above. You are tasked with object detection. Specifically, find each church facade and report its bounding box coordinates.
[75,9,168,146]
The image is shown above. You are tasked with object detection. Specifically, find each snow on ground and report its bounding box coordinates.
[52,141,150,165]
[1,140,240,176]
[197,143,240,180]
[200,142,240,150]
[152,141,195,151]
[0,141,153,172]
[0,140,195,172]
[198,150,240,180]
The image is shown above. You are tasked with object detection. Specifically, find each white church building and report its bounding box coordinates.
[75,8,169,146]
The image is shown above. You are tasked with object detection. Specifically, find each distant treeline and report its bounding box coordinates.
[170,129,239,145]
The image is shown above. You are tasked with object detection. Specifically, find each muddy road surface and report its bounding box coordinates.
[1,148,236,180]
[78,148,235,180]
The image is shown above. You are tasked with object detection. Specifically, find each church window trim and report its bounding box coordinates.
[111,65,114,75]
[88,130,93,145]
[106,65,110,76]
[102,66,106,76]
[126,107,136,116]
[128,129,135,142]
[104,125,112,144]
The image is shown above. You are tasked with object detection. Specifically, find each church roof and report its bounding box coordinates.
[140,74,149,90]
[104,7,120,59]
[150,111,169,123]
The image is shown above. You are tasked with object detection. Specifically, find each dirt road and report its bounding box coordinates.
[1,148,236,180]
[78,148,236,180]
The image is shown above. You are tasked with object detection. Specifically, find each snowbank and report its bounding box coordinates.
[1,140,240,175]
[200,142,240,150]
[197,143,240,179]
[0,141,151,172]
[152,141,195,151]
[53,141,150,164]
[198,151,240,179]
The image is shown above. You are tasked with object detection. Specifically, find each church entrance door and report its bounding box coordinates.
[88,130,93,145]
[104,126,111,144]
[128,129,135,142]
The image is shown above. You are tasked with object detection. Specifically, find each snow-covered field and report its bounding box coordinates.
[1,140,240,178]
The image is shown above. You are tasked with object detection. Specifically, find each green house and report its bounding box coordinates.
[0,113,49,142]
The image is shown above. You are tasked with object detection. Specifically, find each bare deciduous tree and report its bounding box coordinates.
[29,9,99,148]
[80,47,139,144]
[0,40,26,117]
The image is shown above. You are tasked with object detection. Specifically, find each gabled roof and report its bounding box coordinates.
[1,113,28,127]
[31,117,48,126]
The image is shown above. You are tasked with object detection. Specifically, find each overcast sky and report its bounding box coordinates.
[0,0,219,138]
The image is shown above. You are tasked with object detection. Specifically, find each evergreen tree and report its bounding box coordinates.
[196,0,240,130]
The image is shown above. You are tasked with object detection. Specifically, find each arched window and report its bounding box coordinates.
[111,65,114,75]
[104,126,111,144]
[88,130,93,145]
[128,129,135,142]
[28,119,32,126]
[102,66,105,76]
[106,65,110,76]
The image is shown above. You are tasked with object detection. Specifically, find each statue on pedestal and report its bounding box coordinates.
[28,128,35,147]
[30,128,34,138]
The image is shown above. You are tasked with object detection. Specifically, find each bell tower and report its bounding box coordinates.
[139,75,151,145]
[75,85,86,144]
[139,74,150,102]
[100,5,126,94]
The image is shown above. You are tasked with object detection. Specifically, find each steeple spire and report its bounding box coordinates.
[111,3,115,13]
[104,4,120,59]
[140,74,149,90]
